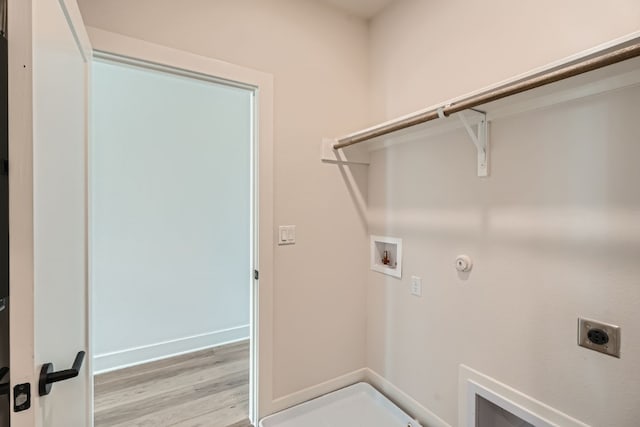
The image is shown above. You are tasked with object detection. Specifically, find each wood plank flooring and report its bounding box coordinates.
[94,340,252,427]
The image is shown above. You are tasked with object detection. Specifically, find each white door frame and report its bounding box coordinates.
[85,27,275,425]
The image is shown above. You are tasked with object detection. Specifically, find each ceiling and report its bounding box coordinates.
[319,0,396,19]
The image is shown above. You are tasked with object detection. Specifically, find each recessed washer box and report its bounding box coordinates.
[370,235,402,278]
[259,382,421,427]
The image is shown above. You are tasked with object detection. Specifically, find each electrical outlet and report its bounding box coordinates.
[411,276,422,297]
[578,318,621,358]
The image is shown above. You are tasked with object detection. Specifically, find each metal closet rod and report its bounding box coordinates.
[334,42,640,150]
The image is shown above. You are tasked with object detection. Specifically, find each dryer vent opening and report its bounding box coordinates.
[476,395,533,427]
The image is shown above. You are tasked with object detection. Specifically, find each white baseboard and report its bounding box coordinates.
[93,324,249,374]
[270,368,368,414]
[365,368,451,427]
[267,367,450,427]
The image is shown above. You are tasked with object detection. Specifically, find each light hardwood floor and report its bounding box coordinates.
[94,340,252,427]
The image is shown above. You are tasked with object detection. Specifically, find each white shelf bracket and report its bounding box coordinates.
[320,138,370,165]
[457,110,489,177]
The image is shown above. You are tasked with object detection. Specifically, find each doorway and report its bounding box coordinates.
[90,56,256,426]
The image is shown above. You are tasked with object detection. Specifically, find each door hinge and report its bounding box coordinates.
[1,159,7,175]
[253,269,259,280]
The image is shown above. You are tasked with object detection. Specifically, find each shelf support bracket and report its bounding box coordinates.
[320,138,370,165]
[457,110,489,177]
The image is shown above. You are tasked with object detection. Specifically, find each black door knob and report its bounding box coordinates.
[39,351,85,396]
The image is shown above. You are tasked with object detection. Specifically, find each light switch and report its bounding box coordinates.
[278,225,296,245]
[411,276,422,297]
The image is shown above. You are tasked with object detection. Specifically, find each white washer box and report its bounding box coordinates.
[370,235,402,278]
[260,383,421,427]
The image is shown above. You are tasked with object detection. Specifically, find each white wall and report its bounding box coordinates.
[369,0,640,121]
[368,1,640,426]
[79,1,640,424]
[91,59,252,372]
[78,0,371,401]
[367,87,640,426]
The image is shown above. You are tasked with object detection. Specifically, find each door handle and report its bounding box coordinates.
[39,351,85,396]
[0,367,8,397]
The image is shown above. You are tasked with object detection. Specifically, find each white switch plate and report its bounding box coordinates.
[278,225,296,245]
[411,276,422,297]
